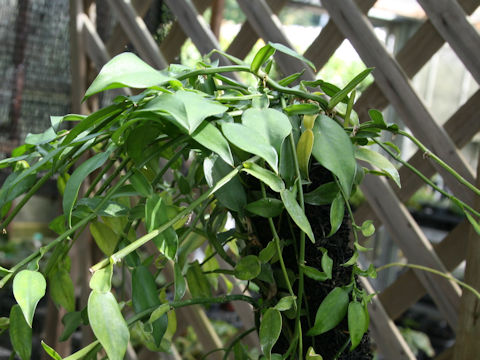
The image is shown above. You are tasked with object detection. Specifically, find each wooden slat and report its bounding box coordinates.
[164,0,229,65]
[322,0,475,206]
[226,0,286,60]
[235,0,316,79]
[80,13,110,69]
[359,278,416,360]
[304,0,375,70]
[359,171,461,329]
[454,157,480,358]
[436,347,454,360]
[160,0,211,63]
[106,0,168,69]
[69,0,87,114]
[418,0,480,84]
[355,89,480,227]
[379,220,470,320]
[106,0,152,57]
[355,0,479,121]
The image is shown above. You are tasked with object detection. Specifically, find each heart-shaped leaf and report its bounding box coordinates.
[13,270,46,327]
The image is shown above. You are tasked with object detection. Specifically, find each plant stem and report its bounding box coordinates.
[377,262,480,300]
[222,327,256,360]
[398,130,480,197]
[374,139,480,218]
[260,182,295,300]
[289,133,306,360]
[90,157,259,272]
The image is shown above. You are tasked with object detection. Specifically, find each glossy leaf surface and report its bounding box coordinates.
[348,301,369,351]
[234,255,261,281]
[355,147,400,188]
[259,308,282,360]
[307,287,349,336]
[9,305,32,360]
[280,188,315,243]
[13,270,46,327]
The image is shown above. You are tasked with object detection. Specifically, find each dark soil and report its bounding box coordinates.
[251,164,373,359]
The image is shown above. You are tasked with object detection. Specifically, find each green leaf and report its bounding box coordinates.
[84,52,173,99]
[25,127,57,145]
[296,129,314,178]
[280,188,315,243]
[126,123,162,167]
[328,68,373,109]
[204,156,246,212]
[355,147,400,188]
[174,263,187,301]
[302,265,328,282]
[89,263,113,293]
[312,115,356,198]
[278,71,304,86]
[348,301,369,351]
[284,103,320,116]
[41,341,63,360]
[192,121,234,166]
[245,198,284,218]
[222,123,278,173]
[242,162,285,192]
[9,305,32,360]
[234,255,261,281]
[13,270,46,327]
[304,182,339,206]
[360,220,375,237]
[88,291,129,360]
[129,170,153,197]
[328,192,344,237]
[145,195,178,260]
[63,341,99,360]
[274,296,296,311]
[63,151,112,227]
[306,346,323,360]
[269,42,316,71]
[259,308,282,360]
[342,251,359,267]
[60,311,83,342]
[186,261,212,299]
[320,249,333,279]
[307,287,349,336]
[259,240,277,263]
[49,268,75,312]
[141,90,227,134]
[90,221,119,256]
[368,109,387,128]
[149,303,171,324]
[251,44,276,73]
[242,108,292,155]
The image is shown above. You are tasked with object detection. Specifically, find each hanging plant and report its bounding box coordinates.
[0,45,479,360]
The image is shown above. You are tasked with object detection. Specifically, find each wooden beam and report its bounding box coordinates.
[359,278,416,360]
[80,13,110,70]
[106,0,153,57]
[160,0,211,64]
[164,0,231,66]
[235,0,316,79]
[304,0,375,70]
[106,0,168,69]
[360,171,461,329]
[322,0,474,205]
[210,0,225,39]
[454,155,480,358]
[379,220,470,320]
[69,0,87,114]
[418,0,480,84]
[226,0,287,60]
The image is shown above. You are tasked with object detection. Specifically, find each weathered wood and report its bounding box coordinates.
[359,278,416,360]
[160,0,211,63]
[106,0,152,57]
[69,0,87,114]
[355,0,479,122]
[454,155,480,358]
[235,0,316,79]
[164,0,229,65]
[436,347,454,360]
[210,0,225,38]
[106,0,168,69]
[80,13,110,70]
[355,89,480,229]
[359,172,461,329]
[322,0,474,206]
[379,220,470,320]
[418,0,480,84]
[226,0,286,60]
[304,0,375,70]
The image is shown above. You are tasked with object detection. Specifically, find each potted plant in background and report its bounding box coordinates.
[0,45,479,360]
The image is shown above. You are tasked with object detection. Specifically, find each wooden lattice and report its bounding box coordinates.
[68,0,480,358]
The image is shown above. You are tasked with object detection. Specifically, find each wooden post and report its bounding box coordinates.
[454,153,480,358]
[210,0,225,39]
